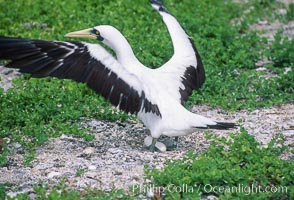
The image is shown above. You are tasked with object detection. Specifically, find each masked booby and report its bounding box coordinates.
[0,0,236,151]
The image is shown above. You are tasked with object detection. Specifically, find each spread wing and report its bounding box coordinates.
[150,0,205,104]
[157,37,205,104]
[0,37,161,116]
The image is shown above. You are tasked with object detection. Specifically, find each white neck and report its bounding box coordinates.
[102,27,144,68]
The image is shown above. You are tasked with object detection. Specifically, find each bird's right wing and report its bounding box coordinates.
[0,37,161,116]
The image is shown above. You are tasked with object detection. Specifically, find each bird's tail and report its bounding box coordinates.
[190,113,237,130]
[198,122,237,130]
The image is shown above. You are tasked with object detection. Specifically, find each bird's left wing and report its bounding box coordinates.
[0,37,161,116]
[150,0,205,104]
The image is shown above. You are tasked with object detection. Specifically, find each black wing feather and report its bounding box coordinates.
[0,36,161,116]
[179,38,205,104]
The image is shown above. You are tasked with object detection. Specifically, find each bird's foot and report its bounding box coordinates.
[144,136,167,152]
[159,136,179,150]
[149,0,169,13]
[173,136,180,148]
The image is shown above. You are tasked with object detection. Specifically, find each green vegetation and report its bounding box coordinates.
[0,0,293,199]
[75,168,87,177]
[145,129,294,199]
[0,180,132,200]
[286,3,294,21]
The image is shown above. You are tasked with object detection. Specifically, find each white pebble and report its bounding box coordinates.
[283,130,294,136]
[47,171,61,178]
[83,147,95,154]
[88,165,97,170]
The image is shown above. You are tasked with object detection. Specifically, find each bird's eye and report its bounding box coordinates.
[91,28,104,41]
[91,28,100,35]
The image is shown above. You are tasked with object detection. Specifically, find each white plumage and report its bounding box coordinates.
[0,0,235,151]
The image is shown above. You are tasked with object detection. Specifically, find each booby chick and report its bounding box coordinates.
[0,0,236,152]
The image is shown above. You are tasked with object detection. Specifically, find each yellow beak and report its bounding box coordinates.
[65,28,96,39]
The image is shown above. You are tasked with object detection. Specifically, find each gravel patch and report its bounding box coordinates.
[0,67,20,92]
[250,20,294,41]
